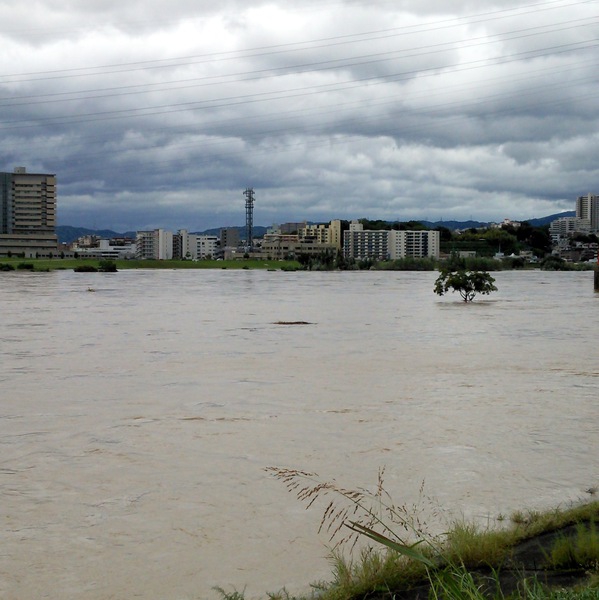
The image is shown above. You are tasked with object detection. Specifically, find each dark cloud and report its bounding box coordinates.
[1,0,597,230]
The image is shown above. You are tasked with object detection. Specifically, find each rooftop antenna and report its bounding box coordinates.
[243,188,255,251]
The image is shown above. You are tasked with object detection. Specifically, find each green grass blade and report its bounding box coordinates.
[346,522,436,567]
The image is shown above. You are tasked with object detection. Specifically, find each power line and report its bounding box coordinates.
[0,0,593,82]
[1,16,596,106]
[1,37,597,130]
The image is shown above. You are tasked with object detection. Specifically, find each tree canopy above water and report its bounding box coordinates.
[434,269,498,302]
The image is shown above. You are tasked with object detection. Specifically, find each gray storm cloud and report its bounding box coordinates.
[1,0,597,231]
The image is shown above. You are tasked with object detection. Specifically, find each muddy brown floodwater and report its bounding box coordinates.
[1,269,598,599]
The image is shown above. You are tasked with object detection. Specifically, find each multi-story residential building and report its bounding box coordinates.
[297,220,343,249]
[174,229,193,259]
[173,229,219,259]
[549,217,590,243]
[576,193,599,232]
[299,223,329,244]
[136,229,173,259]
[344,224,390,260]
[329,219,343,249]
[195,235,218,259]
[389,229,440,259]
[261,232,336,259]
[0,167,58,257]
[343,220,440,261]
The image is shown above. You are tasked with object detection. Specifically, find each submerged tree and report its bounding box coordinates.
[434,269,497,302]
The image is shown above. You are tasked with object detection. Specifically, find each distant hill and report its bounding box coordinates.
[421,220,488,230]
[57,226,136,244]
[526,211,575,227]
[57,224,267,244]
[57,213,575,244]
[421,212,576,230]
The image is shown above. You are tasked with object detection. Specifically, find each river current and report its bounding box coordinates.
[1,269,598,599]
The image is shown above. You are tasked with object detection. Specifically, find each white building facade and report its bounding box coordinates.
[136,229,173,260]
[75,238,136,259]
[194,235,218,259]
[549,217,590,242]
[388,229,440,259]
[343,221,440,260]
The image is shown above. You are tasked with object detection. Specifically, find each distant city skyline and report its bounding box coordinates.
[2,1,598,232]
[55,202,579,234]
[56,209,578,244]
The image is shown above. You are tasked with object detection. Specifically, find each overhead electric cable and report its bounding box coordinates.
[1,37,597,130]
[0,16,596,106]
[0,0,592,82]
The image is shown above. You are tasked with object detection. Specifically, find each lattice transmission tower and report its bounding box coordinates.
[243,187,255,252]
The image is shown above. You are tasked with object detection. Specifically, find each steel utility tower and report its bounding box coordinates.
[243,187,255,251]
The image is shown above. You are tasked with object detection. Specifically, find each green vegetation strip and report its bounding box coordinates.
[1,254,596,272]
[217,498,599,600]
[0,258,300,271]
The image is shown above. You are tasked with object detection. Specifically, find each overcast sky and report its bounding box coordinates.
[1,0,597,231]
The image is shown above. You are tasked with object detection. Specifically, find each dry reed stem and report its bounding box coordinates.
[265,466,440,552]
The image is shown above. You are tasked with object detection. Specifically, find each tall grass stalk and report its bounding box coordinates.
[265,468,599,600]
[265,467,440,554]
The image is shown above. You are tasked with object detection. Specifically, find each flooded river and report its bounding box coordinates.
[1,269,597,599]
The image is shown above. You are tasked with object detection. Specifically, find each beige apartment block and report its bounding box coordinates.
[298,219,343,249]
[299,223,329,244]
[0,167,58,257]
[261,232,336,259]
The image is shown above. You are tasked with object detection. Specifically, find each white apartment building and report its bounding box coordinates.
[194,235,218,259]
[174,230,219,259]
[344,225,389,260]
[388,229,440,259]
[174,229,193,259]
[136,229,173,259]
[343,221,440,260]
[549,217,590,242]
[75,238,136,259]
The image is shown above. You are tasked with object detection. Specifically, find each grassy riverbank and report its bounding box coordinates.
[0,257,301,271]
[218,499,599,600]
[1,255,596,273]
